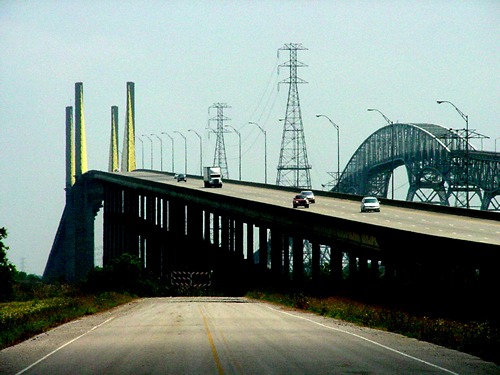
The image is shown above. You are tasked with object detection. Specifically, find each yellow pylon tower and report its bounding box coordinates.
[65,106,75,191]
[74,82,88,177]
[120,82,136,172]
[108,106,119,172]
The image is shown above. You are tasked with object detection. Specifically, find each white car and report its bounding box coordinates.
[360,196,380,212]
[300,190,315,203]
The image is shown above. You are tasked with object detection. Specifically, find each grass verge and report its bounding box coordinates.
[0,292,135,350]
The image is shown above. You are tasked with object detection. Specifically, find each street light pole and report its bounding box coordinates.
[142,134,154,169]
[161,132,174,173]
[225,125,242,180]
[495,137,500,153]
[316,114,340,191]
[151,134,163,171]
[249,121,267,184]
[188,129,203,176]
[437,100,470,209]
[367,108,394,200]
[174,131,187,174]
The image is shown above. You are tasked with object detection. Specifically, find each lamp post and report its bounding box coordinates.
[437,100,470,209]
[151,134,163,171]
[136,136,144,169]
[367,108,394,200]
[249,121,267,184]
[495,137,500,153]
[188,129,203,176]
[316,114,340,191]
[174,131,187,174]
[161,132,174,173]
[225,125,242,180]
[142,134,153,169]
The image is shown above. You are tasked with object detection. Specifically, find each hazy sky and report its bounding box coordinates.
[1,0,499,276]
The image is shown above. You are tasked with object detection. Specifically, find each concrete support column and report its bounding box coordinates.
[311,241,321,282]
[383,260,396,280]
[330,245,343,282]
[371,259,380,280]
[169,200,185,236]
[146,194,161,276]
[221,216,230,252]
[187,203,203,243]
[213,213,220,249]
[292,236,304,281]
[283,235,290,280]
[203,210,211,243]
[348,253,357,279]
[234,219,244,260]
[258,225,268,270]
[270,229,283,278]
[169,200,186,269]
[102,184,115,266]
[161,196,170,279]
[138,194,146,262]
[359,255,368,280]
[246,223,254,266]
[126,189,140,258]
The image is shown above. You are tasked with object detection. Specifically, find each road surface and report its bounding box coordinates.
[1,297,498,374]
[127,172,500,246]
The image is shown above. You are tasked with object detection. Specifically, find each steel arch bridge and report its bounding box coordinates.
[336,123,500,211]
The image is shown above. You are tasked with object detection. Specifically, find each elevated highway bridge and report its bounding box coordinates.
[44,170,500,304]
[45,82,500,303]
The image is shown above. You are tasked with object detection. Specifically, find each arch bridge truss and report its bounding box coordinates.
[336,123,500,211]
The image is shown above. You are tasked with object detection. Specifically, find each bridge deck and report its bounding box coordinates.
[111,171,500,247]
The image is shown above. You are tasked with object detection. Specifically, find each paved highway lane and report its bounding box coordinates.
[126,172,500,246]
[1,298,498,375]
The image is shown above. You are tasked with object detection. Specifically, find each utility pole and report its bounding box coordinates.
[276,43,312,189]
[208,103,230,179]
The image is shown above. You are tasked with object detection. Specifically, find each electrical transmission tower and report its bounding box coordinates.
[208,103,230,178]
[276,43,312,189]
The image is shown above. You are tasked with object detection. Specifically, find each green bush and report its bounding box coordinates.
[0,227,17,302]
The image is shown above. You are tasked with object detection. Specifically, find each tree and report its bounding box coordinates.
[0,227,17,301]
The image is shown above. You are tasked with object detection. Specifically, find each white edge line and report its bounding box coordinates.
[15,316,115,375]
[268,306,459,375]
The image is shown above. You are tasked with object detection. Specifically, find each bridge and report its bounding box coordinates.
[337,122,500,211]
[43,82,500,303]
[44,169,500,301]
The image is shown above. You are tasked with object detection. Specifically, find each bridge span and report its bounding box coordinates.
[44,170,500,302]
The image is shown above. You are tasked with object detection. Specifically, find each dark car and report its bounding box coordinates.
[177,174,187,182]
[293,194,310,208]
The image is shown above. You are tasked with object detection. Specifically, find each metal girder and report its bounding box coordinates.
[336,123,500,211]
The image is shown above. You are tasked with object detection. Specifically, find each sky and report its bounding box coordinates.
[1,0,499,276]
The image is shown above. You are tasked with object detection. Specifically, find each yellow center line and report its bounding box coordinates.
[199,306,225,375]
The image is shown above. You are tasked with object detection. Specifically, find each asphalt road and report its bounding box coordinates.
[1,297,498,375]
[128,171,500,246]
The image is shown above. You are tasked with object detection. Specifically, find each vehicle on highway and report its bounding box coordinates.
[203,166,223,188]
[177,174,187,182]
[293,194,310,208]
[360,196,380,212]
[300,190,315,203]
